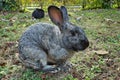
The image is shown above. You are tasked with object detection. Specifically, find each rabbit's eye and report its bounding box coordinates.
[71,31,76,36]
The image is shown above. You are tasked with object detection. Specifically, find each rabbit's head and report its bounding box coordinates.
[48,6,89,51]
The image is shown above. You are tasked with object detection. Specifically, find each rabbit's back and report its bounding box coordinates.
[18,22,61,54]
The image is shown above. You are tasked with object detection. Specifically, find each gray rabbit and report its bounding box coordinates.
[18,5,89,73]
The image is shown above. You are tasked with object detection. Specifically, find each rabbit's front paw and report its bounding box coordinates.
[58,62,73,72]
[42,65,61,73]
[59,64,72,72]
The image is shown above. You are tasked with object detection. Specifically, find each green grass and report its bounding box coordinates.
[0,9,120,80]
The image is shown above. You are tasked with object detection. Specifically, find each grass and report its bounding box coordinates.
[0,9,120,80]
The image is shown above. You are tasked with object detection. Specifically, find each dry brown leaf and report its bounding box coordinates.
[93,50,109,55]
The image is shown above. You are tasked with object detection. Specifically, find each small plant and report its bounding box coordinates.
[64,74,78,80]
[3,0,20,11]
[0,65,21,79]
[91,65,101,73]
[0,66,9,78]
[14,69,44,80]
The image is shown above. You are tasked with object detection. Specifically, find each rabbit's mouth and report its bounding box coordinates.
[72,47,80,52]
[72,46,84,51]
[72,46,87,52]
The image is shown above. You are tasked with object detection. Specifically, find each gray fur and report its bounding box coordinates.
[18,5,89,73]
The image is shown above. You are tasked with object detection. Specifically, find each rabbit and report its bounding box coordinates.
[18,5,89,73]
[32,8,44,19]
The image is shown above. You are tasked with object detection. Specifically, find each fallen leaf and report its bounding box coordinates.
[94,50,109,55]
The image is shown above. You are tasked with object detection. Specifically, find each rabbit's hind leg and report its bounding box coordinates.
[19,47,58,73]
[19,47,48,70]
[19,55,42,70]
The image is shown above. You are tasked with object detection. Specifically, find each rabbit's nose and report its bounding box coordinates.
[81,39,89,50]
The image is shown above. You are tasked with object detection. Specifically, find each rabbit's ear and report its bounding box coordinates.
[48,6,64,26]
[60,6,69,22]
